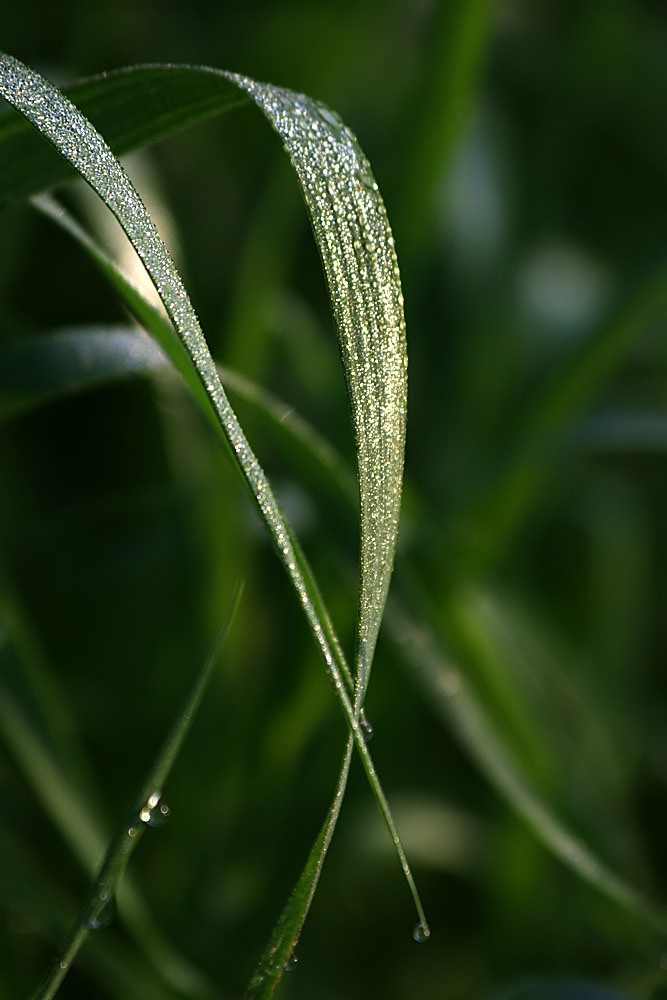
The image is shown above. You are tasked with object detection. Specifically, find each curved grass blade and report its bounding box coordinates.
[387,598,667,936]
[0,51,427,946]
[29,584,242,1000]
[0,324,170,424]
[230,77,408,704]
[5,306,662,938]
[0,65,248,206]
[0,588,216,998]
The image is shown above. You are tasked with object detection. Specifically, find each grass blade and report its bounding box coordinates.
[232,78,408,703]
[244,735,355,1000]
[0,583,216,998]
[387,598,667,936]
[0,324,170,424]
[29,584,242,1000]
[0,65,248,206]
[0,50,426,952]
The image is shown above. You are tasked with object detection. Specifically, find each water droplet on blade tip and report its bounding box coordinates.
[285,951,299,971]
[412,921,430,943]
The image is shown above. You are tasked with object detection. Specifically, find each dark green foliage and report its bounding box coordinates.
[1,3,666,999]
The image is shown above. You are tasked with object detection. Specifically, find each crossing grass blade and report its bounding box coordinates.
[0,51,426,990]
[2,259,664,945]
[0,65,248,206]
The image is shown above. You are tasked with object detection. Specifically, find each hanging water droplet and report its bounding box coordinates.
[412,921,430,943]
[360,715,373,742]
[140,791,170,828]
[87,891,116,930]
[58,960,69,971]
[284,951,299,971]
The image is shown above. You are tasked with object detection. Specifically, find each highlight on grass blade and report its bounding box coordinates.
[0,49,427,989]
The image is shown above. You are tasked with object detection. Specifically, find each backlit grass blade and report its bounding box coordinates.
[0,51,426,948]
[232,77,408,703]
[29,584,242,1000]
[27,192,360,709]
[0,65,248,206]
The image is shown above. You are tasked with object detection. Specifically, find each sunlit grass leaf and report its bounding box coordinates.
[236,79,408,700]
[0,65,247,206]
[0,60,408,708]
[0,50,424,990]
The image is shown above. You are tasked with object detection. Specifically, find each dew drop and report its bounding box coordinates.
[59,960,69,971]
[412,921,430,943]
[355,165,377,193]
[360,715,373,742]
[284,951,299,972]
[140,791,171,828]
[317,105,341,131]
[87,892,116,930]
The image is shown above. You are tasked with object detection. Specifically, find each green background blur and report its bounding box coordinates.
[1,2,666,999]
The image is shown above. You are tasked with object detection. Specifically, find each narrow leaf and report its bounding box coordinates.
[231,78,408,701]
[0,65,248,206]
[31,584,242,1000]
[244,736,355,1000]
[387,598,667,935]
[0,51,426,954]
[0,324,169,423]
[0,591,215,998]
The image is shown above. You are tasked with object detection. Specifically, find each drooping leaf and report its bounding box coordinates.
[0,65,247,206]
[232,78,408,700]
[0,51,425,991]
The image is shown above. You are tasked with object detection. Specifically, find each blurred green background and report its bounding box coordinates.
[1,2,666,999]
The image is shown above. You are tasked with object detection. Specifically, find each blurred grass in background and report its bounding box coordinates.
[0,2,666,998]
